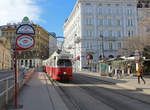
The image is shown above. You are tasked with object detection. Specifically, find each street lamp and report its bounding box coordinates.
[100,34,104,59]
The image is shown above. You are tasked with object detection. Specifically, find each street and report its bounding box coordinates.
[52,72,150,110]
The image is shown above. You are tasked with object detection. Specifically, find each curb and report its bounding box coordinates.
[116,83,137,90]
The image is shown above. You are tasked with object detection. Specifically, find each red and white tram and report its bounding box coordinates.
[43,51,72,81]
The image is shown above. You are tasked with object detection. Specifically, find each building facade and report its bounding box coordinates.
[0,37,11,70]
[0,22,51,68]
[137,0,150,38]
[63,0,138,71]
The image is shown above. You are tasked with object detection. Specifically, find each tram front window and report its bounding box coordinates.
[57,60,72,67]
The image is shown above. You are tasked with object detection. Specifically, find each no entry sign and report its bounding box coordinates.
[16,34,35,50]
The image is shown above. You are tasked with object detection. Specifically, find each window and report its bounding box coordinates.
[99,19,103,26]
[86,18,92,25]
[98,8,102,15]
[99,3,102,6]
[108,30,112,37]
[6,32,8,37]
[108,9,111,14]
[127,19,133,26]
[127,4,132,6]
[115,4,119,6]
[131,30,134,36]
[85,7,92,14]
[86,3,91,5]
[2,32,5,36]
[128,30,134,37]
[90,43,92,49]
[117,19,121,26]
[9,32,12,37]
[10,39,12,43]
[21,60,23,65]
[117,31,121,37]
[127,19,130,26]
[127,9,132,15]
[89,31,93,37]
[128,31,131,37]
[118,42,121,49]
[99,31,103,36]
[108,19,112,26]
[108,8,112,15]
[107,4,111,6]
[109,42,113,50]
[87,42,89,48]
[116,8,120,14]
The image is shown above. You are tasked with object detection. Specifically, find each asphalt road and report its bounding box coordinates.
[53,73,150,110]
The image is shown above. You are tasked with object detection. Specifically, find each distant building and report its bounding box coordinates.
[0,19,51,68]
[57,40,64,51]
[49,32,57,56]
[0,37,11,70]
[63,0,138,71]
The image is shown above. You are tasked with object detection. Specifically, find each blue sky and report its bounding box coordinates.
[0,0,77,37]
[37,0,77,36]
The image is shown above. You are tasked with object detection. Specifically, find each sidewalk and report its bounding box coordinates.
[78,71,150,95]
[9,72,68,110]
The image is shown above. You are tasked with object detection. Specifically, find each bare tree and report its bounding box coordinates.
[119,35,150,56]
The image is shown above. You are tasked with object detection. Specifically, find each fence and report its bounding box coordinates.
[0,68,35,110]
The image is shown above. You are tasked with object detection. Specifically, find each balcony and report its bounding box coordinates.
[85,49,96,54]
[103,37,119,41]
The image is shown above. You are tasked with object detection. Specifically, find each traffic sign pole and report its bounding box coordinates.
[14,17,35,108]
[14,46,18,108]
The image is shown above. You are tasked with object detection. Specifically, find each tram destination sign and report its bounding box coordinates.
[16,34,35,50]
[16,17,35,35]
[16,24,35,35]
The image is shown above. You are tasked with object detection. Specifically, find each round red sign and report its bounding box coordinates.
[16,34,35,50]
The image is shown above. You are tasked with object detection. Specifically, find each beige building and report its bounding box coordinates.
[0,37,11,70]
[0,22,51,68]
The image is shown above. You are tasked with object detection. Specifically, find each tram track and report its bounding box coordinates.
[45,72,150,110]
[48,77,83,110]
[46,73,114,110]
[74,73,150,105]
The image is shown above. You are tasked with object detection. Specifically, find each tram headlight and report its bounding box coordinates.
[64,72,67,75]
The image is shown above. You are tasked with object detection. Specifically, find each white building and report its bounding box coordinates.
[63,0,138,71]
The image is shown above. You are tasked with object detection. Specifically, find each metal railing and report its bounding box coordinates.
[0,70,24,109]
[0,75,14,104]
